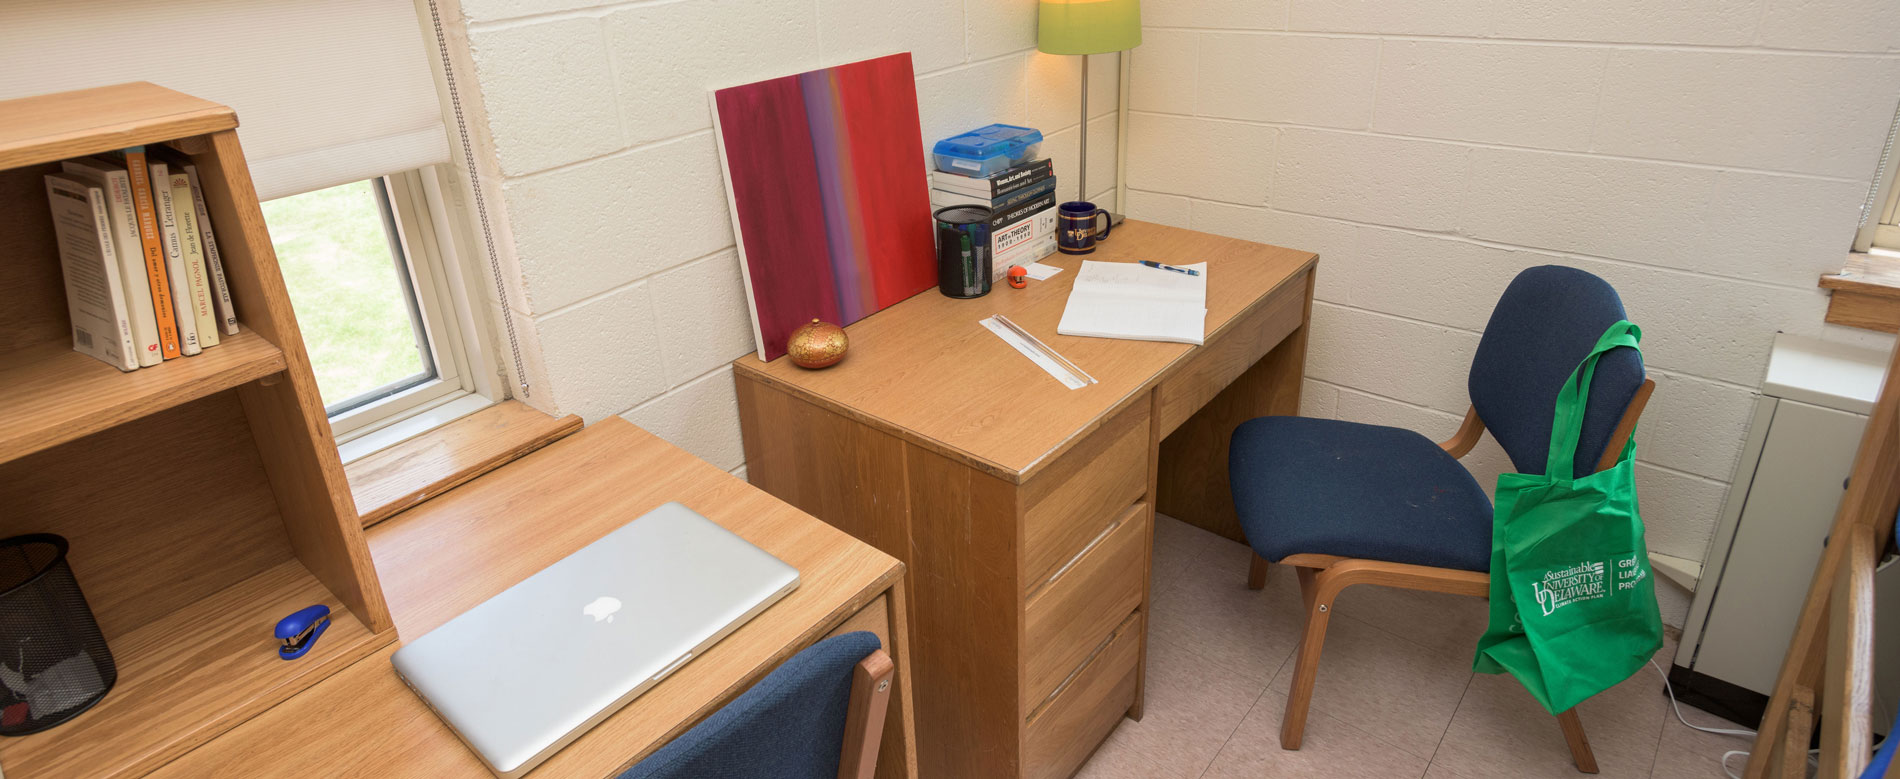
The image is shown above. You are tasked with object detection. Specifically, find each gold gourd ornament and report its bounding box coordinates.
[786,319,848,369]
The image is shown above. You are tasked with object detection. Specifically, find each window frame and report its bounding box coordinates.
[1855,119,1900,253]
[299,166,500,458]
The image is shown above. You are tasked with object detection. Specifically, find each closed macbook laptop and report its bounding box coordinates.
[390,502,800,777]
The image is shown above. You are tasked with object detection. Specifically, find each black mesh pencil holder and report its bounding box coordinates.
[0,534,115,735]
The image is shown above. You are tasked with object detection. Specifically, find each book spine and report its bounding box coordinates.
[989,191,1057,229]
[929,178,1057,212]
[169,173,218,348]
[44,176,137,371]
[992,207,1057,257]
[68,161,162,366]
[124,148,181,359]
[931,158,1052,198]
[183,165,238,335]
[151,162,200,355]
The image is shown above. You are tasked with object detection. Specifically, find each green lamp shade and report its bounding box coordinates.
[1037,0,1141,55]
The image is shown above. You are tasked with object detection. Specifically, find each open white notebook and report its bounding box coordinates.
[1056,261,1208,345]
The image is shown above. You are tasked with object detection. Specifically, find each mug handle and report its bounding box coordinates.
[1093,209,1113,242]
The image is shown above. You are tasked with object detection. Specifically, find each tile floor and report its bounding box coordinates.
[1076,514,1756,779]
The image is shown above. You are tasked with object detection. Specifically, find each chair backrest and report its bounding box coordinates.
[1468,266,1645,479]
[619,631,882,779]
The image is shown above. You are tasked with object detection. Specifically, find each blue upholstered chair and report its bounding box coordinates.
[618,631,895,779]
[1228,265,1654,774]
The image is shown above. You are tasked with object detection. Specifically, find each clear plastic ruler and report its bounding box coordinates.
[979,315,1096,390]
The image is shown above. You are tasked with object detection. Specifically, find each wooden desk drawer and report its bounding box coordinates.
[1154,271,1307,437]
[1023,611,1141,779]
[1022,502,1148,712]
[1021,402,1149,593]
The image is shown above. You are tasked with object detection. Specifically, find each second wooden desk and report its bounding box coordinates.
[733,221,1317,779]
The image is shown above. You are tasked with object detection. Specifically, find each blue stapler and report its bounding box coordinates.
[276,604,331,660]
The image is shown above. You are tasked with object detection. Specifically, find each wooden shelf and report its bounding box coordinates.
[0,558,393,779]
[0,82,233,170]
[1821,252,1900,333]
[0,327,285,462]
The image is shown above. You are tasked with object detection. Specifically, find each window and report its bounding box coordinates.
[262,168,498,458]
[1866,169,1900,253]
[1855,111,1900,254]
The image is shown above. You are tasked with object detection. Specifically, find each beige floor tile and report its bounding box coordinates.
[1429,645,1670,779]
[1266,613,1473,759]
[1333,582,1491,661]
[1090,636,1271,776]
[1075,734,1179,779]
[1647,700,1757,779]
[1148,537,1306,684]
[1202,689,1432,779]
[1152,513,1246,597]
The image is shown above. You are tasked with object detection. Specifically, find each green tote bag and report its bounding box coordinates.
[1472,320,1663,715]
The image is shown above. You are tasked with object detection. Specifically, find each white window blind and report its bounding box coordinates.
[0,0,450,201]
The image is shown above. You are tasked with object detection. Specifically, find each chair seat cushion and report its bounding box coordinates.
[1229,416,1493,572]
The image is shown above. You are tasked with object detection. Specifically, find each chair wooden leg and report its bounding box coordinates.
[838,649,895,779]
[1556,708,1598,774]
[1281,566,1331,750]
[1248,552,1270,590]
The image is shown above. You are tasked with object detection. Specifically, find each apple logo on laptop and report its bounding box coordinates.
[583,596,623,623]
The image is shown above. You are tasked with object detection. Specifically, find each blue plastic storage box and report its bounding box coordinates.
[932,124,1044,178]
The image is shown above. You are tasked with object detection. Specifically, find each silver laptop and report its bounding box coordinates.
[391,502,800,777]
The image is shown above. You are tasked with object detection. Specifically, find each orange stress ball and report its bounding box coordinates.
[1006,266,1028,289]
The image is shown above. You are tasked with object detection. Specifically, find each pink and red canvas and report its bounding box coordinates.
[712,53,936,361]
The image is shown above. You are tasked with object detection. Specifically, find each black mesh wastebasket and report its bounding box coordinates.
[0,534,115,735]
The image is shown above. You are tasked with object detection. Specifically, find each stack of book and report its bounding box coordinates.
[930,159,1058,279]
[42,145,238,372]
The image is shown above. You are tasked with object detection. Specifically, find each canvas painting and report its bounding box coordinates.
[711,52,937,361]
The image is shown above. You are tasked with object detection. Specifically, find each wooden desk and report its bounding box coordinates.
[732,221,1317,779]
[151,418,918,778]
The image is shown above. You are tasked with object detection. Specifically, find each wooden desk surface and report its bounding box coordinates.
[152,418,910,778]
[732,220,1317,483]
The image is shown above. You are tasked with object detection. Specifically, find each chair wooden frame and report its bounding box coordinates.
[1248,379,1656,774]
[839,649,897,779]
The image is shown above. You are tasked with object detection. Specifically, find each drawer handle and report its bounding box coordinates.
[1033,517,1124,599]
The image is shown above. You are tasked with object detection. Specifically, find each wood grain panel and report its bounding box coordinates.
[0,82,234,170]
[736,373,914,560]
[1020,401,1149,593]
[195,129,391,632]
[0,162,75,354]
[904,441,1025,778]
[1823,288,1900,333]
[1157,269,1315,542]
[732,221,1318,483]
[1022,503,1148,714]
[0,390,288,640]
[1154,273,1306,436]
[347,400,582,527]
[0,559,390,779]
[1022,611,1141,779]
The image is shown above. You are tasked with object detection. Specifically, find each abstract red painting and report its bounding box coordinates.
[712,53,937,361]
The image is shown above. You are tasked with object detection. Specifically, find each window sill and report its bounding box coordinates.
[344,399,583,527]
[1821,252,1900,333]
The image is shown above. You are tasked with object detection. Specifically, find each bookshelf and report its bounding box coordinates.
[0,83,394,777]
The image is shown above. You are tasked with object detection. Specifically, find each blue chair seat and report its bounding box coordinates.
[1229,416,1493,572]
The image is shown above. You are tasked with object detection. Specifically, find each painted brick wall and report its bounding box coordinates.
[1125,0,1900,624]
[451,0,1119,477]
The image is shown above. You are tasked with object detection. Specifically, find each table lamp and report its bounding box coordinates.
[1037,0,1140,206]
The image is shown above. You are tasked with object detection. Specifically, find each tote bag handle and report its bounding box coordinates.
[1544,321,1643,479]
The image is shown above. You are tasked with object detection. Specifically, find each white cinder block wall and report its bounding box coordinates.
[1125,0,1900,625]
[450,0,1121,476]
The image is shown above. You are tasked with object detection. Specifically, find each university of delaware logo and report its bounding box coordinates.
[583,596,623,623]
[1532,561,1606,617]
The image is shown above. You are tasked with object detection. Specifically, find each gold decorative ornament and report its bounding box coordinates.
[786,319,848,369]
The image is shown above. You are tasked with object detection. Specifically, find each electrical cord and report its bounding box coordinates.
[1649,659,1821,779]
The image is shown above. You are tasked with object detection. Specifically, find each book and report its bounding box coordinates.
[149,160,201,355]
[181,163,237,335]
[60,158,162,366]
[1057,260,1209,345]
[118,147,182,359]
[43,175,138,371]
[931,158,1053,199]
[929,178,1056,212]
[168,172,218,347]
[993,233,1057,276]
[989,190,1056,231]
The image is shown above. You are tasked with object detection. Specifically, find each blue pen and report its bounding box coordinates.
[1139,260,1200,276]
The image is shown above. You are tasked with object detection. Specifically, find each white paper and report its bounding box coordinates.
[1023,262,1064,281]
[1056,261,1208,345]
[981,316,1089,389]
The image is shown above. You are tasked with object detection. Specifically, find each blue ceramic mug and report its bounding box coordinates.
[1057,201,1112,254]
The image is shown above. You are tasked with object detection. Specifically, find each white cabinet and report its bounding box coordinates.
[1672,333,1894,727]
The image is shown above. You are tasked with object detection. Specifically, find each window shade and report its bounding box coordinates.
[0,0,450,201]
